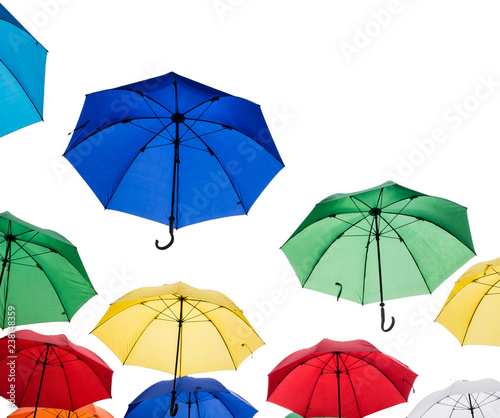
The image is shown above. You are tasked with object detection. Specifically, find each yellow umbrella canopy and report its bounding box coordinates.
[91,281,264,375]
[9,404,113,418]
[436,257,500,346]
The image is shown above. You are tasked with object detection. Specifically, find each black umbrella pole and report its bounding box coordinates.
[33,345,51,418]
[373,212,395,332]
[170,297,184,416]
[156,118,180,251]
[336,353,341,418]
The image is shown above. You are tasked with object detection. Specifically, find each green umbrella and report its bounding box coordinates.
[0,212,96,328]
[281,181,475,332]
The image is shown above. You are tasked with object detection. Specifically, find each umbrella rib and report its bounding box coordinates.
[50,345,76,411]
[301,217,369,290]
[178,100,216,142]
[378,212,432,294]
[128,120,175,143]
[121,314,174,366]
[339,354,363,418]
[14,342,46,407]
[1,261,11,329]
[460,276,500,345]
[301,353,332,417]
[0,57,43,121]
[183,299,239,371]
[113,88,175,115]
[181,117,283,165]
[183,95,225,116]
[7,243,72,321]
[178,127,228,146]
[103,124,172,209]
[180,120,249,214]
[64,115,174,155]
[377,197,415,236]
[343,352,411,401]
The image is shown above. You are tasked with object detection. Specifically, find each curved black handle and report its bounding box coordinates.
[169,402,178,416]
[380,302,395,332]
[156,216,175,250]
[335,282,342,302]
[170,391,179,416]
[155,231,174,250]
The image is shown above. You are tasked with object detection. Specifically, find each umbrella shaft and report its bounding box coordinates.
[336,353,341,418]
[33,345,51,418]
[373,213,385,304]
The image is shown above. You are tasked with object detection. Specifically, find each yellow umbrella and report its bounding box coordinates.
[436,257,500,346]
[91,281,264,415]
[9,405,113,418]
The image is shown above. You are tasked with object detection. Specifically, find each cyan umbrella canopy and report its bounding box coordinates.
[64,72,284,249]
[0,3,47,137]
[125,377,258,418]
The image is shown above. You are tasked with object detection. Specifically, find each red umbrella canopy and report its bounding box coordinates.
[267,339,417,418]
[0,330,113,410]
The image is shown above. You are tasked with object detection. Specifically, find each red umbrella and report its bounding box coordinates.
[267,339,417,418]
[0,330,113,414]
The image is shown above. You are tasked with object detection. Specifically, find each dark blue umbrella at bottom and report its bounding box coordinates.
[125,376,258,418]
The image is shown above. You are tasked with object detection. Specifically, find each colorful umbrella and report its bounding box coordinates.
[125,376,257,418]
[0,212,96,329]
[267,339,417,418]
[91,281,263,415]
[64,72,284,249]
[407,379,500,418]
[0,330,113,414]
[436,257,500,346]
[281,181,475,331]
[9,404,114,418]
[0,3,47,137]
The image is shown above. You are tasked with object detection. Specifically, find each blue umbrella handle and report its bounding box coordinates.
[380,302,395,332]
[156,216,175,250]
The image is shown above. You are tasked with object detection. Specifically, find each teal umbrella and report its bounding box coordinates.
[0,4,47,137]
[281,181,475,332]
[0,212,96,328]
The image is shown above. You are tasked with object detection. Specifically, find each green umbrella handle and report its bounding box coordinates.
[380,302,395,332]
[156,216,175,250]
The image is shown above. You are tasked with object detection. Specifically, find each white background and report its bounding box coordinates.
[2,0,500,417]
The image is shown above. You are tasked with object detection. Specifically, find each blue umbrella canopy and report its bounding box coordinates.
[64,72,284,249]
[125,376,258,418]
[0,3,47,137]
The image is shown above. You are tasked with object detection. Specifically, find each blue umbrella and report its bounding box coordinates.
[0,3,47,137]
[125,376,258,418]
[64,72,284,249]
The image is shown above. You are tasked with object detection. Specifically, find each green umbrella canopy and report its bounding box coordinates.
[281,181,475,331]
[0,212,96,328]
